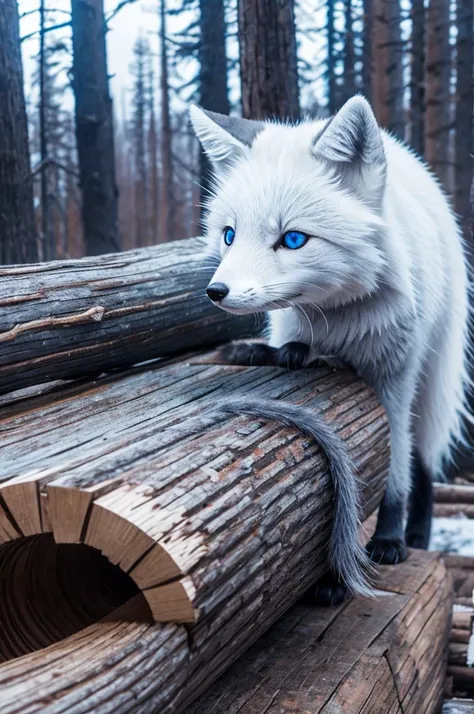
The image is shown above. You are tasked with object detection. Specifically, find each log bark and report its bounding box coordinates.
[0,238,258,395]
[238,0,300,120]
[0,0,37,265]
[181,551,453,713]
[0,354,390,711]
[71,0,119,255]
[0,551,451,714]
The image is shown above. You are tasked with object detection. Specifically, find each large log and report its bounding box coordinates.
[0,549,451,713]
[0,238,258,395]
[0,356,389,711]
[184,550,453,714]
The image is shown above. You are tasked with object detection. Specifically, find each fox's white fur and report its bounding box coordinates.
[190,96,471,593]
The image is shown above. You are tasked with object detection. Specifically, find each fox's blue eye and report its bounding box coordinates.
[223,226,235,246]
[282,231,308,250]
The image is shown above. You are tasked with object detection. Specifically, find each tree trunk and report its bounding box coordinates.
[371,0,389,127]
[71,0,119,256]
[198,0,230,208]
[238,0,300,120]
[361,0,373,104]
[410,0,425,155]
[0,355,389,711]
[342,0,356,103]
[159,0,173,242]
[425,0,452,188]
[454,0,473,237]
[386,0,404,139]
[0,0,37,265]
[0,238,259,395]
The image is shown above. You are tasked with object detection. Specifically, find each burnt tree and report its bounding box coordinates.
[238,0,300,120]
[425,0,452,188]
[361,0,373,104]
[371,0,389,127]
[342,0,356,103]
[71,0,119,255]
[386,0,404,139]
[327,0,337,113]
[410,0,425,155]
[0,0,37,265]
[159,0,173,241]
[198,0,230,207]
[454,0,473,237]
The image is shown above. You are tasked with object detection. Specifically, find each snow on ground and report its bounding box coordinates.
[431,516,474,557]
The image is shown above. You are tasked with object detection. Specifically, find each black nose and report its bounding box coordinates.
[206,282,229,302]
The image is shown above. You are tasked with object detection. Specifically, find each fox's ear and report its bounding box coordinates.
[189,105,264,176]
[312,96,386,208]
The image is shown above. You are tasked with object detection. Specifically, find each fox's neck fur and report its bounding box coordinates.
[190,96,471,592]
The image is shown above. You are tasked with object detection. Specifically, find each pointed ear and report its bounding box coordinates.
[189,105,265,175]
[312,96,386,208]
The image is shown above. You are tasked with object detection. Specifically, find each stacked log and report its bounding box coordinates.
[0,354,390,711]
[0,238,258,395]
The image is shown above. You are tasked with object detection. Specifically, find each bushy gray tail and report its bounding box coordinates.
[213,396,373,597]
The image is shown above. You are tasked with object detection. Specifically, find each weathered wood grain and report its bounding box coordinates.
[0,361,389,624]
[0,238,259,395]
[0,549,451,714]
[183,551,452,714]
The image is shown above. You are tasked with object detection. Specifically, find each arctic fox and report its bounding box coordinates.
[190,96,471,601]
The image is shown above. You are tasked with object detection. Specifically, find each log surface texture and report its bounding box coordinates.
[186,550,453,714]
[0,354,389,712]
[0,238,257,394]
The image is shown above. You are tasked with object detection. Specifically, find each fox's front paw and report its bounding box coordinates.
[276,342,310,370]
[366,536,407,565]
[217,341,277,366]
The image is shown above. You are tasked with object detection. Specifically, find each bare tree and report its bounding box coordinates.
[371,0,389,126]
[147,53,159,245]
[386,0,404,139]
[199,0,230,204]
[131,37,149,248]
[342,0,356,103]
[71,0,119,255]
[159,0,174,240]
[409,0,425,155]
[425,0,452,188]
[0,0,37,264]
[39,0,54,260]
[454,0,473,236]
[238,0,300,120]
[361,0,373,104]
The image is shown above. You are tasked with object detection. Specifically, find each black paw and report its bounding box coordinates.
[405,531,429,550]
[366,536,407,565]
[217,341,277,367]
[276,342,310,370]
[304,573,350,607]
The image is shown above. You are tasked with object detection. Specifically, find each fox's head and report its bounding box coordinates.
[190,96,388,315]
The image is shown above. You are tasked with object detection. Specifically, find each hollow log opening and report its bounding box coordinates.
[0,533,144,661]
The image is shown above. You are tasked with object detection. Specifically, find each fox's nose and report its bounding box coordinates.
[206,282,229,303]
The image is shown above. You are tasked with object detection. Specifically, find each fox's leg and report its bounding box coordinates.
[366,373,418,565]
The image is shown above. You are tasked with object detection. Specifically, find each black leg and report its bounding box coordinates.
[366,492,407,565]
[218,341,278,366]
[218,341,310,370]
[305,572,350,607]
[405,450,433,549]
[275,342,310,370]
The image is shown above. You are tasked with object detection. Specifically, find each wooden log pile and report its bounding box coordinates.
[0,240,455,713]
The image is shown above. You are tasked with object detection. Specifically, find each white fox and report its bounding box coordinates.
[190,96,471,603]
